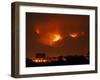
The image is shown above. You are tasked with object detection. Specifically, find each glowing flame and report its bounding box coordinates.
[69,33,78,38]
[52,34,62,42]
[48,33,62,46]
[39,33,62,46]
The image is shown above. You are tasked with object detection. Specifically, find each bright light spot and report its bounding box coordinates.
[39,32,62,46]
[41,33,62,46]
[33,58,48,63]
[69,33,78,38]
[52,34,62,42]
[35,60,38,62]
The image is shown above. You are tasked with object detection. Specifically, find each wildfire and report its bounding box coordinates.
[37,30,85,46]
[69,33,78,38]
[39,32,62,46]
[51,33,62,42]
[47,33,62,46]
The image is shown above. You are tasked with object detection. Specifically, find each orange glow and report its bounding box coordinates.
[81,32,85,36]
[69,33,78,38]
[43,60,47,62]
[47,33,62,45]
[32,58,48,63]
[36,28,40,34]
[35,60,38,62]
[39,32,62,46]
[51,33,62,42]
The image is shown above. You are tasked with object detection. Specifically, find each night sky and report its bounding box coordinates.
[26,12,89,59]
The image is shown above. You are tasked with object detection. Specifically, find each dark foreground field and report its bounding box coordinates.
[26,55,89,67]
